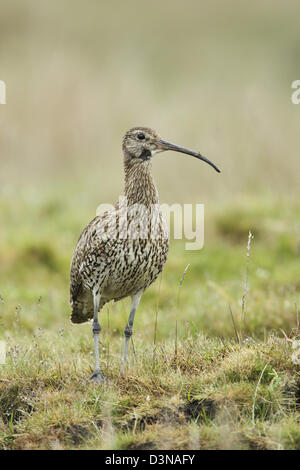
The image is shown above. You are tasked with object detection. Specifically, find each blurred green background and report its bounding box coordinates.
[0,0,299,339]
[1,0,299,201]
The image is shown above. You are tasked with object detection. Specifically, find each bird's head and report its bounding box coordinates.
[122,127,221,173]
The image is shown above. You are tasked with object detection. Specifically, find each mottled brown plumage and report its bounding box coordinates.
[70,127,220,382]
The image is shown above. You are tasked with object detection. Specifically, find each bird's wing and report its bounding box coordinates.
[70,209,119,323]
[70,206,121,302]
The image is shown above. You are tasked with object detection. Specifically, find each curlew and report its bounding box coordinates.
[70,127,220,383]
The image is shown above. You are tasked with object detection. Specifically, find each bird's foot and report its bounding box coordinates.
[89,369,105,384]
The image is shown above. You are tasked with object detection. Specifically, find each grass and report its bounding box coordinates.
[0,192,299,450]
[0,329,299,450]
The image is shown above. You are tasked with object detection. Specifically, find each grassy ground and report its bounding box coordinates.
[0,191,299,450]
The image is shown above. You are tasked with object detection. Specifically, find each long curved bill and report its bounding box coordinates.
[157,139,221,173]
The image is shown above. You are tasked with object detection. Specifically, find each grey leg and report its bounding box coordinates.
[89,290,104,383]
[121,290,143,374]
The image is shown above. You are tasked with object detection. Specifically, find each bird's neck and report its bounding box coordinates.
[123,157,159,207]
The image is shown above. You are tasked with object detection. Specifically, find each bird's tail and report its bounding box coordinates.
[70,291,94,324]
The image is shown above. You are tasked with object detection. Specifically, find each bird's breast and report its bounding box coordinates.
[103,233,169,299]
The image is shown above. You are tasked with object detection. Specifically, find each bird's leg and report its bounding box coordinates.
[121,290,143,374]
[89,290,104,383]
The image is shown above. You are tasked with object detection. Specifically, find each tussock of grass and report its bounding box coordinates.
[0,330,299,450]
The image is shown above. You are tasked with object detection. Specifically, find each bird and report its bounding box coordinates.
[70,127,220,383]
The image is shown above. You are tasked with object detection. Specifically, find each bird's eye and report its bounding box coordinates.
[137,133,145,140]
